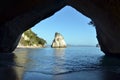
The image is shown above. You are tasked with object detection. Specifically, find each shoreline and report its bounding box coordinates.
[17,46,45,48]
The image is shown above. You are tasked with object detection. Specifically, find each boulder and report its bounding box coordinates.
[51,32,66,48]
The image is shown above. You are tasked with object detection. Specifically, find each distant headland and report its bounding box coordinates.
[17,29,46,48]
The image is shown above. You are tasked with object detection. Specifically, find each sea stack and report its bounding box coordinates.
[51,32,67,48]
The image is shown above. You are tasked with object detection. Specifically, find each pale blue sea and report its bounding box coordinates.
[12,46,120,80]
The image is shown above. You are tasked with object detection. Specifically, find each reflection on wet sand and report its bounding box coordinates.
[54,48,65,59]
[0,53,23,80]
[53,48,66,80]
[0,48,29,80]
[1,48,120,80]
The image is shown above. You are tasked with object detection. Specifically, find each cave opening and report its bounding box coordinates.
[19,6,98,47]
[1,1,120,79]
[14,7,105,80]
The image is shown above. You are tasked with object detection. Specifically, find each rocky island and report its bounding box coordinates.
[51,32,67,48]
[18,29,46,48]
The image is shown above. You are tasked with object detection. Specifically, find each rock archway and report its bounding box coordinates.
[0,0,120,56]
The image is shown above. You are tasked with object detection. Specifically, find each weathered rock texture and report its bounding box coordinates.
[51,32,67,48]
[0,0,120,56]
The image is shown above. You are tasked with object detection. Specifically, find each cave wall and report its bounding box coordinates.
[67,0,120,55]
[0,0,120,55]
[0,0,66,53]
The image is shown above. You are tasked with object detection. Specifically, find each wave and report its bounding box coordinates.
[25,65,101,75]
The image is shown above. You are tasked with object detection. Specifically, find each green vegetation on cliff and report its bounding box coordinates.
[19,29,46,47]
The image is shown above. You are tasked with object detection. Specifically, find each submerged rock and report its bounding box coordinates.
[51,32,67,48]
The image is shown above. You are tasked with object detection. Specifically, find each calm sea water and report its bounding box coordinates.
[13,47,120,80]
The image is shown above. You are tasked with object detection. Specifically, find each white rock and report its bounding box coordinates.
[51,32,67,48]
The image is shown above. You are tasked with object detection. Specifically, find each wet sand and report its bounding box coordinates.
[1,65,120,80]
[23,71,104,80]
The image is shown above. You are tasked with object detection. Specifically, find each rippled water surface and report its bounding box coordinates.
[12,47,120,80]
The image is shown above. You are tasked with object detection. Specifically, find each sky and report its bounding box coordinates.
[31,6,98,46]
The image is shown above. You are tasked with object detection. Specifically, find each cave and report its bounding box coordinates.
[0,0,120,56]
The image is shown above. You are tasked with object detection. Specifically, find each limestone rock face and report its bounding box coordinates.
[51,32,66,48]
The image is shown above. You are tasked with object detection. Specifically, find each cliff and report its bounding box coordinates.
[51,32,66,48]
[18,29,46,47]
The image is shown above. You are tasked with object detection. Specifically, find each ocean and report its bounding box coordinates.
[12,46,120,80]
